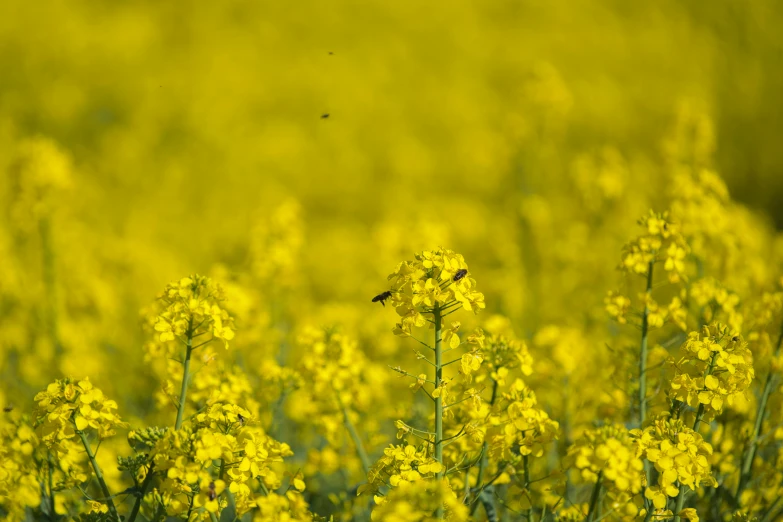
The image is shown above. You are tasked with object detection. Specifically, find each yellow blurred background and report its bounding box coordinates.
[1,0,782,401]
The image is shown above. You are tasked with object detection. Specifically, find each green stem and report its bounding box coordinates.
[585,472,603,522]
[524,454,532,522]
[185,495,195,521]
[737,321,783,499]
[760,496,782,522]
[642,497,653,522]
[673,484,687,522]
[78,431,119,521]
[336,391,371,474]
[470,379,499,516]
[638,261,654,428]
[47,451,56,521]
[434,304,444,519]
[152,502,165,521]
[638,261,654,519]
[175,320,195,431]
[127,463,156,522]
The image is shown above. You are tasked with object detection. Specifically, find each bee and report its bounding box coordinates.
[731,336,740,342]
[372,291,393,307]
[207,481,217,501]
[237,413,245,426]
[321,113,330,119]
[2,405,12,413]
[453,269,468,282]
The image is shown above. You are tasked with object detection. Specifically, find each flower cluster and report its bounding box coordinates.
[0,416,40,519]
[368,480,468,522]
[607,211,691,333]
[33,378,127,445]
[620,211,688,283]
[358,445,444,502]
[488,379,559,461]
[387,248,485,336]
[633,416,717,510]
[669,324,755,420]
[154,275,235,348]
[479,322,534,384]
[151,404,295,517]
[689,278,743,331]
[254,490,315,522]
[567,424,644,495]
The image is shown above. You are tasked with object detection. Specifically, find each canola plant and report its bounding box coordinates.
[1,1,783,521]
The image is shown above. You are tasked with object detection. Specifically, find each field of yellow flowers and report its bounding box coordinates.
[2,1,783,521]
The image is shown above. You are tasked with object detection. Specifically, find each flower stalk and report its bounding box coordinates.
[585,472,603,522]
[639,261,654,521]
[639,261,654,428]
[336,391,371,474]
[175,319,194,431]
[737,320,783,499]
[673,352,716,522]
[524,454,532,522]
[470,378,499,516]
[434,303,444,519]
[126,463,156,522]
[78,430,119,521]
[47,451,56,521]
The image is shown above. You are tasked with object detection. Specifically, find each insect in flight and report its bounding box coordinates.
[453,269,468,282]
[372,291,393,307]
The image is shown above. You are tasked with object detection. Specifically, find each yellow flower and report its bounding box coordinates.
[386,248,484,336]
[154,274,236,349]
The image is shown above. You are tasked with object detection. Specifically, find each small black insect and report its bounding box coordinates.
[237,413,245,426]
[2,405,12,413]
[453,269,468,282]
[372,291,393,307]
[321,113,330,119]
[731,336,740,342]
[207,481,217,501]
[328,51,334,55]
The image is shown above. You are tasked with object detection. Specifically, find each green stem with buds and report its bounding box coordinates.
[639,261,654,427]
[175,319,195,431]
[434,304,444,519]
[78,430,119,521]
[639,261,654,521]
[127,463,156,522]
[737,321,783,499]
